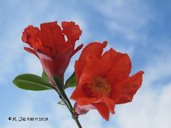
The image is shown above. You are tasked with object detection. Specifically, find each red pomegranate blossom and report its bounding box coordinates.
[22,21,83,80]
[71,41,144,120]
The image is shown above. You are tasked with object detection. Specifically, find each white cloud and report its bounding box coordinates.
[115,82,171,128]
[0,40,23,85]
[24,55,42,75]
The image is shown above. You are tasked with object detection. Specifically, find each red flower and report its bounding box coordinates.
[71,41,144,120]
[22,21,83,80]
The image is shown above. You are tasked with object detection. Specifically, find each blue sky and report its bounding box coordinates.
[0,0,171,128]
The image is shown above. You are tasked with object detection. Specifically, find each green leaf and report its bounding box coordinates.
[13,74,53,91]
[42,71,49,82]
[65,72,77,89]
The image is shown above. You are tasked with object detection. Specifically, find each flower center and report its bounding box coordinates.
[91,77,111,97]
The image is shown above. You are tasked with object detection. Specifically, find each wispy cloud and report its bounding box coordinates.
[86,0,154,42]
[115,82,171,128]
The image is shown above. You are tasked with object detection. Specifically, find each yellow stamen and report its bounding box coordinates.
[91,77,111,97]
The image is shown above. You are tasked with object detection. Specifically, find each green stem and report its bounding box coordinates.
[53,86,82,128]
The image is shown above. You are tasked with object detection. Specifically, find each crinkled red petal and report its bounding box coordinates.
[62,21,82,42]
[93,103,110,121]
[116,71,144,104]
[107,50,132,86]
